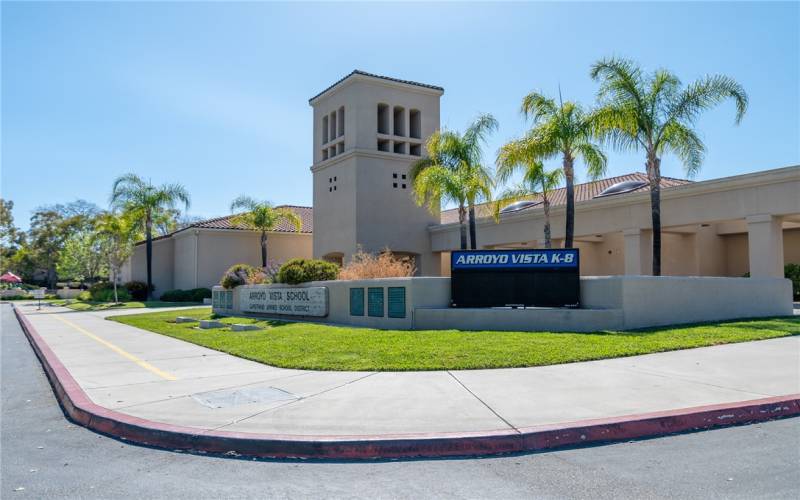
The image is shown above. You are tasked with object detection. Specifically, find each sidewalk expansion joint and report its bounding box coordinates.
[447,371,519,433]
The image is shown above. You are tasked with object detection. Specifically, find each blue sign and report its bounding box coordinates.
[450,249,581,308]
[451,249,579,270]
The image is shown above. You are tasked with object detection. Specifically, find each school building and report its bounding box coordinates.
[127,71,800,295]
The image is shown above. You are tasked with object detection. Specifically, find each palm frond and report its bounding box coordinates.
[230,195,258,212]
[590,57,646,113]
[274,207,303,232]
[520,91,558,123]
[659,121,706,177]
[574,143,607,179]
[666,74,749,128]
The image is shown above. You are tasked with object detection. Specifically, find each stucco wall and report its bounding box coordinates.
[784,228,800,264]
[194,230,312,290]
[214,275,792,332]
[173,232,198,290]
[429,167,800,255]
[130,238,174,297]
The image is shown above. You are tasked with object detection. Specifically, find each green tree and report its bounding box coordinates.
[495,143,563,248]
[0,199,23,270]
[229,197,302,268]
[513,91,607,249]
[411,114,498,249]
[590,57,747,275]
[110,174,191,299]
[53,203,105,286]
[57,230,107,285]
[412,163,493,250]
[95,212,139,303]
[28,209,69,288]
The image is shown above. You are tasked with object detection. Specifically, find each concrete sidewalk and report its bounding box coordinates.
[7,301,800,458]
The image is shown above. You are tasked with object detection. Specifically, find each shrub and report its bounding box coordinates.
[220,263,261,289]
[785,263,800,299]
[338,247,416,280]
[92,288,131,303]
[88,281,113,295]
[78,291,91,301]
[276,258,339,285]
[124,281,154,300]
[190,287,212,302]
[160,288,211,302]
[86,282,124,301]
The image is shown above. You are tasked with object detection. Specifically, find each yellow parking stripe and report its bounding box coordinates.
[52,315,177,381]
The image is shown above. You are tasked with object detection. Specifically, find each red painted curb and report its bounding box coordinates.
[12,304,800,460]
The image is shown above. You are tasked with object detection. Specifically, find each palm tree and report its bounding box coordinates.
[495,142,563,248]
[412,163,493,250]
[515,92,607,248]
[110,174,190,299]
[410,114,498,249]
[229,196,302,268]
[590,57,748,275]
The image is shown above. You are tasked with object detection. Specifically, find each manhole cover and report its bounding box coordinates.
[191,386,297,409]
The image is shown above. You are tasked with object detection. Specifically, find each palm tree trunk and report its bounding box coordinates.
[647,152,662,276]
[458,205,468,250]
[468,204,477,250]
[563,154,575,249]
[260,230,268,268]
[542,198,552,249]
[145,213,153,300]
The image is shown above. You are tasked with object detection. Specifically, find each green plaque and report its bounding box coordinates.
[367,287,384,317]
[387,287,406,318]
[350,288,365,316]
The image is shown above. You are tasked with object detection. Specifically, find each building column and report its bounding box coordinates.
[623,228,651,275]
[746,214,784,278]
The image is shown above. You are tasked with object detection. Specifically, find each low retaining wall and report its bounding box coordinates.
[56,288,83,299]
[213,276,792,332]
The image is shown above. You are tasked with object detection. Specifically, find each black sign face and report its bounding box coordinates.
[450,249,580,308]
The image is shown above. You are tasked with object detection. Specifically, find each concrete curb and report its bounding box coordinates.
[13,305,800,460]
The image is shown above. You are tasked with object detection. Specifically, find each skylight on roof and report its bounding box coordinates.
[499,200,541,214]
[594,180,648,198]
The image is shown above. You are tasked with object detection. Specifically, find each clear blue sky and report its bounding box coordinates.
[3,1,798,229]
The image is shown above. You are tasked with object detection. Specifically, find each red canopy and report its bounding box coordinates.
[0,272,22,283]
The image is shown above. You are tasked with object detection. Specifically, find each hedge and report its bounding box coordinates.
[276,258,339,285]
[159,288,212,302]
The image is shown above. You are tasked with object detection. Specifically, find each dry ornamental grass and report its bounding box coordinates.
[338,247,416,280]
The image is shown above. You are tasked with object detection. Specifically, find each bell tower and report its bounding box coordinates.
[309,70,444,275]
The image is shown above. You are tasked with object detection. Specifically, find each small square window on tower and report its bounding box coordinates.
[401,174,406,180]
[393,182,398,188]
[402,184,407,189]
[393,173,398,179]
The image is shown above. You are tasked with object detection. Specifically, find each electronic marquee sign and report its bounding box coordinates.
[450,249,580,308]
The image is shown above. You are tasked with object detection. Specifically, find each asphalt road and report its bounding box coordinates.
[2,304,799,499]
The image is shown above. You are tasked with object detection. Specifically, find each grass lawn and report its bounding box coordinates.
[52,300,203,312]
[109,308,800,371]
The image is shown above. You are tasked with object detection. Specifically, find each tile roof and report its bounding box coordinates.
[309,70,444,103]
[136,205,312,245]
[439,172,691,225]
[190,205,313,233]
